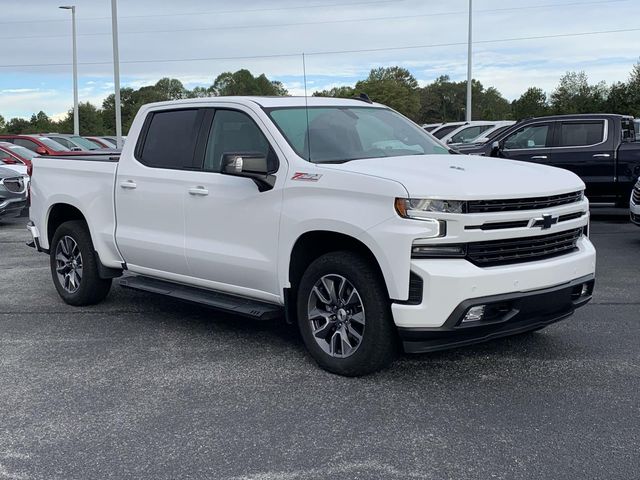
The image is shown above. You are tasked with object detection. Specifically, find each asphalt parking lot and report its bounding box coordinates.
[0,212,638,480]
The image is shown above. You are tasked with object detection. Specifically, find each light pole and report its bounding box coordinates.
[110,0,123,149]
[466,0,473,122]
[59,6,79,135]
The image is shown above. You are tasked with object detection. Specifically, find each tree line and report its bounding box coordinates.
[1,61,639,135]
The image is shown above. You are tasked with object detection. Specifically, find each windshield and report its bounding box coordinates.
[7,144,37,160]
[37,137,71,151]
[70,136,102,150]
[267,106,449,163]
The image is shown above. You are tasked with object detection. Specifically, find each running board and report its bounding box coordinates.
[119,275,283,320]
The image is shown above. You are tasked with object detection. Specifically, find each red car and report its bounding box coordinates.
[0,135,89,175]
[0,141,38,171]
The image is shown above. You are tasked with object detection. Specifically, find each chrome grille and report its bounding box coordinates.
[467,228,582,267]
[467,191,583,213]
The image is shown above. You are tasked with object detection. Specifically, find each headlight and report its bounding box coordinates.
[395,198,466,218]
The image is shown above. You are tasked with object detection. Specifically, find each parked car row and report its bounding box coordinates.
[422,120,516,147]
[0,134,126,175]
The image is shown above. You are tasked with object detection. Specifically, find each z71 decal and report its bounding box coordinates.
[291,172,323,182]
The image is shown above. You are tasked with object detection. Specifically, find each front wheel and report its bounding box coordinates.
[296,251,397,376]
[50,220,112,306]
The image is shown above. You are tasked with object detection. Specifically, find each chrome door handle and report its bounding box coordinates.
[188,186,209,196]
[531,155,548,160]
[120,180,137,189]
[593,154,611,158]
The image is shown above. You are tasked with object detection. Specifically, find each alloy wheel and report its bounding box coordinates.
[307,274,365,358]
[55,235,83,293]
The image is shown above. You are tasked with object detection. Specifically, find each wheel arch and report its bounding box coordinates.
[46,202,87,246]
[46,202,122,279]
[287,230,391,302]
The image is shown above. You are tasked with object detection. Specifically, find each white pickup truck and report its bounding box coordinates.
[28,96,596,376]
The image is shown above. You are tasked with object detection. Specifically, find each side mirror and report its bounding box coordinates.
[446,138,453,144]
[490,141,501,157]
[221,152,275,192]
[35,146,47,155]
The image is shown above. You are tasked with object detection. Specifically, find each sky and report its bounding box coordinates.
[1,0,639,120]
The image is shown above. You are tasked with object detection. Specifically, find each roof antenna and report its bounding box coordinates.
[302,52,312,162]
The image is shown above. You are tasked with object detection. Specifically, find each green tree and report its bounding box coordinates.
[419,75,464,122]
[101,87,137,135]
[6,117,31,134]
[355,67,420,120]
[476,86,512,120]
[627,60,640,117]
[154,77,187,100]
[187,85,216,98]
[312,86,356,98]
[606,82,631,115]
[0,115,5,133]
[57,102,105,135]
[512,87,549,119]
[29,111,55,133]
[212,69,288,96]
[550,71,607,114]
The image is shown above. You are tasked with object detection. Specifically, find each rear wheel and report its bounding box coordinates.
[50,220,111,306]
[296,251,396,376]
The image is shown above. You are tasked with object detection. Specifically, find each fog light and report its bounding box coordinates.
[463,305,486,323]
[581,283,590,296]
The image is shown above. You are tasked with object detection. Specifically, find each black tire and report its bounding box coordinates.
[50,220,112,306]
[296,251,397,376]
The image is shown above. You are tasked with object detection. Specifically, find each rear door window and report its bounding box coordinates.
[558,122,605,147]
[139,109,201,169]
[503,124,551,149]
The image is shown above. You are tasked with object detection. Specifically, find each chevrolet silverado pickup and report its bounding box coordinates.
[455,114,640,207]
[27,97,596,376]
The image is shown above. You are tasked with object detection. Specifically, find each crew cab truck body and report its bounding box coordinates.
[456,114,640,207]
[28,97,596,376]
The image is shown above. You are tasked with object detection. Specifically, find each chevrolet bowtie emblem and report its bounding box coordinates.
[533,214,558,230]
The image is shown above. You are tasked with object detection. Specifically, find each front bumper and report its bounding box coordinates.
[391,235,596,352]
[398,275,594,353]
[0,197,27,218]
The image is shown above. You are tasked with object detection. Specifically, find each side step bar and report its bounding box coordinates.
[119,275,283,320]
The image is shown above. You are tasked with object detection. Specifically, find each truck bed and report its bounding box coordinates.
[29,154,124,268]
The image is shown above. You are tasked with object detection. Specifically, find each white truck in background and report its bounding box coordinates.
[28,96,596,376]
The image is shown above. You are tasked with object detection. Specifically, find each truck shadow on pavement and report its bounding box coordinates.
[111,287,581,379]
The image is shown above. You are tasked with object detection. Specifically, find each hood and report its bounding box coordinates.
[319,154,585,199]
